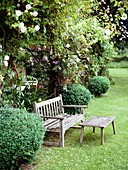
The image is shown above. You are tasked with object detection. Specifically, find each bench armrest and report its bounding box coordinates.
[62,105,87,108]
[41,116,64,120]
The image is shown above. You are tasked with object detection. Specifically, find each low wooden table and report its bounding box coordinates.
[80,116,116,145]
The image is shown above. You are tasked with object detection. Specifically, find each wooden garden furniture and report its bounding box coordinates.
[34,94,87,147]
[80,116,116,145]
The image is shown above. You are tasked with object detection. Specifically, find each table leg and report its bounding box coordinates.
[112,121,116,134]
[80,126,84,144]
[101,127,104,145]
[93,127,95,133]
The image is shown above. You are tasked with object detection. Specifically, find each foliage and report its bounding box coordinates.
[0,0,127,107]
[93,0,128,49]
[61,84,91,114]
[0,84,48,112]
[0,107,45,170]
[0,0,119,98]
[88,76,110,97]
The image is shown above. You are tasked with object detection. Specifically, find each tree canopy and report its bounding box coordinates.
[0,0,127,106]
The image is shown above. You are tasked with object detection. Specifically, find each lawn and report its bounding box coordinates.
[33,68,128,170]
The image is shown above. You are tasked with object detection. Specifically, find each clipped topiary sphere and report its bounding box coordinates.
[61,84,91,114]
[88,76,110,97]
[0,107,45,170]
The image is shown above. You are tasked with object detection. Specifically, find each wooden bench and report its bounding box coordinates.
[34,94,87,147]
[80,116,116,145]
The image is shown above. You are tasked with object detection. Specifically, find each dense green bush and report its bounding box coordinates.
[61,84,91,114]
[88,76,110,97]
[0,108,45,170]
[1,85,48,112]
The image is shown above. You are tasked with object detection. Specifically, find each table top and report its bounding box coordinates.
[80,116,116,128]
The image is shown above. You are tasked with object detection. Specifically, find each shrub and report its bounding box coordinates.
[61,84,91,114]
[1,85,48,112]
[0,107,45,170]
[88,76,110,97]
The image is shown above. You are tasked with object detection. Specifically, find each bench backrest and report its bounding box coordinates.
[34,94,64,118]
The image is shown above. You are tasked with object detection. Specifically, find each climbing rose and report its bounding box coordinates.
[26,4,32,10]
[35,25,40,31]
[30,11,38,17]
[20,26,27,33]
[15,10,22,17]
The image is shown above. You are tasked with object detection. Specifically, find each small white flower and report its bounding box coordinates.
[66,22,68,27]
[32,11,38,17]
[76,58,80,63]
[4,61,8,67]
[105,29,111,35]
[17,3,20,7]
[15,10,22,17]
[121,13,127,20]
[35,25,40,31]
[84,64,88,68]
[65,44,70,48]
[26,4,32,10]
[20,86,25,91]
[93,40,97,43]
[20,22,24,28]
[24,9,28,13]
[20,26,27,33]
[4,55,9,60]
[66,22,69,30]
[42,56,48,61]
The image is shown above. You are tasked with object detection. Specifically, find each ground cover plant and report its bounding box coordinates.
[33,68,128,170]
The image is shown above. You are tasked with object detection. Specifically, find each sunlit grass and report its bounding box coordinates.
[33,68,128,170]
[107,61,128,68]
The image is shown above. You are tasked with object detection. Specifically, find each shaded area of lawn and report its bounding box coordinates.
[34,68,128,170]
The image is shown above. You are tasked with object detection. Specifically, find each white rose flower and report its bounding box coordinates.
[93,40,97,43]
[20,26,27,33]
[20,22,24,28]
[35,25,40,31]
[66,22,69,30]
[26,4,32,10]
[121,13,127,20]
[17,3,20,7]
[32,11,38,17]
[4,61,8,67]
[84,64,88,68]
[105,29,111,35]
[24,10,28,13]
[65,44,70,48]
[15,10,22,17]
[76,58,80,63]
[4,55,9,60]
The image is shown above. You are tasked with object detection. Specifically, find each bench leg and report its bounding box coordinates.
[112,121,116,134]
[101,127,104,145]
[80,126,84,144]
[60,119,64,147]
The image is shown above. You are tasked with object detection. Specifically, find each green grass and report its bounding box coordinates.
[33,68,128,170]
[107,61,128,68]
